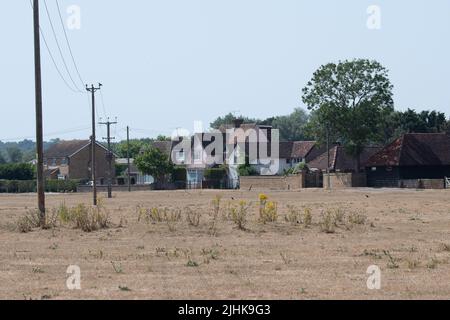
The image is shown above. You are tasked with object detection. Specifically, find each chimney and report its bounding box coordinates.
[233,118,244,128]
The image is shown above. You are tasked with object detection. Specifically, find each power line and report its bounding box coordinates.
[99,90,108,119]
[54,0,85,87]
[0,125,92,141]
[43,0,83,92]
[28,0,79,93]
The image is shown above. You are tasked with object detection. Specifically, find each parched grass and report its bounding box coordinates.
[303,207,313,227]
[136,205,182,232]
[285,205,313,227]
[285,205,302,225]
[347,211,367,226]
[16,209,58,233]
[319,209,336,234]
[185,207,201,227]
[227,200,251,231]
[67,202,110,232]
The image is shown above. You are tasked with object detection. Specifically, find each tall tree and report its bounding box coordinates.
[134,147,174,184]
[0,152,6,165]
[302,59,394,171]
[115,140,148,159]
[271,108,311,141]
[210,113,260,129]
[382,109,449,142]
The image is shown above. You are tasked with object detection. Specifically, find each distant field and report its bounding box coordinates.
[0,188,449,300]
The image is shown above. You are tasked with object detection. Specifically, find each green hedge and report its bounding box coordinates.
[204,167,227,181]
[0,163,35,180]
[238,164,258,176]
[172,166,187,182]
[0,179,82,193]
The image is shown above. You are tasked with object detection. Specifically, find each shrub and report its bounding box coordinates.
[334,207,346,224]
[186,207,201,227]
[55,201,71,223]
[136,205,181,231]
[260,201,278,224]
[238,164,258,176]
[137,205,164,223]
[15,209,57,232]
[285,205,302,225]
[303,207,313,227]
[258,194,277,223]
[347,211,367,225]
[69,202,110,232]
[228,200,250,230]
[163,209,182,232]
[211,195,222,217]
[319,209,336,234]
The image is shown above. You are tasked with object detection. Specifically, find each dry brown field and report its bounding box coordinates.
[0,188,449,300]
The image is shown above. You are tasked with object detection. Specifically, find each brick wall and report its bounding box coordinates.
[240,173,305,191]
[77,184,151,193]
[399,179,445,189]
[69,144,115,182]
[323,173,367,189]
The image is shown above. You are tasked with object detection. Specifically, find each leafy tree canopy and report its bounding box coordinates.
[134,147,174,182]
[302,59,394,169]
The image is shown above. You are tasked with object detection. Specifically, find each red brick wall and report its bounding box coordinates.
[69,144,115,182]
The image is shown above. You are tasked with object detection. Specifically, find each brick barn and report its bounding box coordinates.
[366,133,450,188]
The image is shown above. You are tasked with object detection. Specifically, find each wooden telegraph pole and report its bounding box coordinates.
[33,0,46,227]
[127,126,131,192]
[86,83,102,205]
[99,118,117,198]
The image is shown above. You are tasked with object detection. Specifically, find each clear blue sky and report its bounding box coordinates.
[1,0,449,142]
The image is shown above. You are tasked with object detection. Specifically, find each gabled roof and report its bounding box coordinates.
[44,140,90,158]
[308,145,381,172]
[151,141,174,157]
[291,141,316,159]
[279,141,317,159]
[366,133,450,167]
[44,140,111,158]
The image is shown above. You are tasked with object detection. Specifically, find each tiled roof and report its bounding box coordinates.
[308,145,381,172]
[366,133,450,167]
[278,141,317,159]
[151,141,174,157]
[291,141,316,158]
[44,140,90,158]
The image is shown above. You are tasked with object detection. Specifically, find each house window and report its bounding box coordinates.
[371,167,377,172]
[386,166,393,172]
[176,151,185,163]
[51,158,57,166]
[194,151,202,161]
[61,158,68,165]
